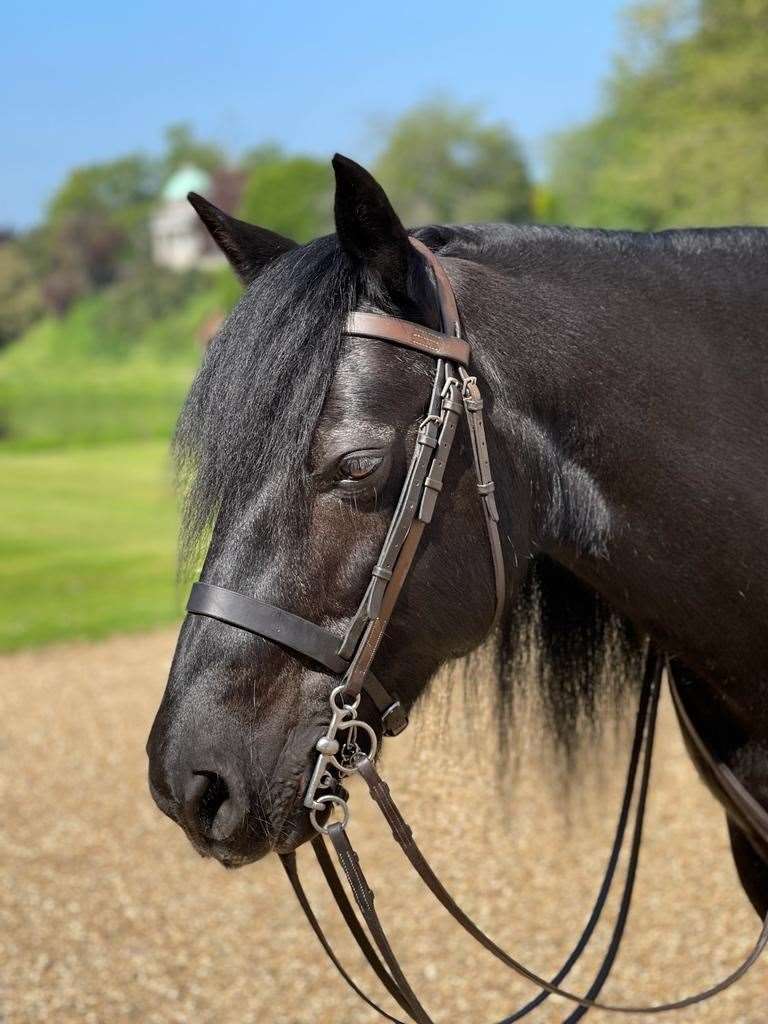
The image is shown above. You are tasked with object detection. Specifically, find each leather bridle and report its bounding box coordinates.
[186,237,768,1020]
[188,236,504,741]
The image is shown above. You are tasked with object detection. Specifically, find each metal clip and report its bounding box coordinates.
[461,374,478,397]
[441,376,460,398]
[304,685,378,822]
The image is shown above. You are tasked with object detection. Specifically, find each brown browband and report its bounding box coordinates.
[345,311,471,366]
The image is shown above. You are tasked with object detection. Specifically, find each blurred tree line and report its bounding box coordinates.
[2,0,768,356]
[238,99,531,235]
[0,104,531,352]
[0,125,225,348]
[551,0,768,227]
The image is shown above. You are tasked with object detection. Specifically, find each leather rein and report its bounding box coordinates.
[186,237,768,1020]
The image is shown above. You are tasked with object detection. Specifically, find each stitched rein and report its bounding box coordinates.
[186,238,768,1022]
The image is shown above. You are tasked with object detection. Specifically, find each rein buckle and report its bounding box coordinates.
[381,700,409,736]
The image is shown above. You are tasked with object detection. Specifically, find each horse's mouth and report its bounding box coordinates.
[207,762,322,867]
[147,713,343,866]
[270,764,317,855]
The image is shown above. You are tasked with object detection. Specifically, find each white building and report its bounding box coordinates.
[151,165,225,271]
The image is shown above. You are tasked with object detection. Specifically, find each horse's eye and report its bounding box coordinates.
[337,451,384,482]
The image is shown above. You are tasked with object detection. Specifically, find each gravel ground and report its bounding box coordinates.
[1,629,766,1023]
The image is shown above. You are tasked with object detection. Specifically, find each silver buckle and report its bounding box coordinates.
[381,700,409,736]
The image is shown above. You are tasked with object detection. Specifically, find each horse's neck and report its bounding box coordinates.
[462,234,768,695]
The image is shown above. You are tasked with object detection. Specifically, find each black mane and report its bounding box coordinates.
[420,221,768,266]
[175,235,363,567]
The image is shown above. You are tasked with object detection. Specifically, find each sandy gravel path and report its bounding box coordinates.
[1,630,765,1023]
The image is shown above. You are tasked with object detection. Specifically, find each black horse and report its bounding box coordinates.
[147,155,768,921]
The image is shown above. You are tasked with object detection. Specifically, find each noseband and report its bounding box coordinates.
[185,238,768,1021]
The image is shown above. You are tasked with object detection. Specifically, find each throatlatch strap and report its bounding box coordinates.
[459,369,505,632]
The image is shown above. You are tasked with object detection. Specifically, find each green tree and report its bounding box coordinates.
[44,155,159,307]
[550,0,768,228]
[47,155,158,233]
[373,99,531,225]
[0,241,44,347]
[239,156,332,241]
[162,123,225,177]
[240,142,285,173]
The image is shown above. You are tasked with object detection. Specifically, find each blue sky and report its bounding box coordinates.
[4,1,626,229]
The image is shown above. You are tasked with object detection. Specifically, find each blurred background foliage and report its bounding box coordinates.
[374,99,531,225]
[2,0,767,651]
[551,0,768,227]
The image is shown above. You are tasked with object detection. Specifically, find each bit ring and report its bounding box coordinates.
[333,719,378,771]
[330,684,360,713]
[310,794,350,834]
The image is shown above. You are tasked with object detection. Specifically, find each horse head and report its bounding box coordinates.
[146,157,523,865]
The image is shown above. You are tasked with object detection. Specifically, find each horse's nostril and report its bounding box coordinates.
[184,770,237,841]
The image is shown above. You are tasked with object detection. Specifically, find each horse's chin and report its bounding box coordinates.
[192,842,266,869]
[272,812,317,856]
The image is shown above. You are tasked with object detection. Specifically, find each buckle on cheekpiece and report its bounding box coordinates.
[381,701,409,737]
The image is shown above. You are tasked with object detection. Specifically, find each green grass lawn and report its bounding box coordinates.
[0,440,185,651]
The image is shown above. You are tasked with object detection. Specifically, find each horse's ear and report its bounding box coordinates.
[332,154,412,295]
[187,192,297,284]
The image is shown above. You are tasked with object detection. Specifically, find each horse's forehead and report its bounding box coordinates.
[319,336,430,430]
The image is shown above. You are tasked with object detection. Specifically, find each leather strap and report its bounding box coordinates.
[292,651,768,1019]
[505,648,659,1022]
[340,237,506,699]
[280,850,408,1024]
[411,236,506,630]
[310,836,416,1018]
[345,312,470,366]
[342,364,465,701]
[188,583,349,673]
[338,361,446,661]
[459,369,506,632]
[187,582,401,729]
[327,822,433,1023]
[409,236,461,333]
[344,656,768,1015]
[669,660,768,861]
[343,522,426,700]
[291,648,658,1024]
